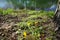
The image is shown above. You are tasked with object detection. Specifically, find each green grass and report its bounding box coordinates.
[0,9,55,40]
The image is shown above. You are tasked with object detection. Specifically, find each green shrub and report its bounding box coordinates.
[0,8,13,15]
[6,8,13,14]
[0,8,3,14]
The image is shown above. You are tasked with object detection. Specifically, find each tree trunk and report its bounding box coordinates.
[53,0,60,40]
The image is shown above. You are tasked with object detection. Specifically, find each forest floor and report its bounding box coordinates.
[0,10,56,40]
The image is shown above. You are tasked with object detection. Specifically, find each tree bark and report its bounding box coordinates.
[53,0,60,40]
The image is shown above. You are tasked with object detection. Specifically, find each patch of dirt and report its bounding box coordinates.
[0,14,20,40]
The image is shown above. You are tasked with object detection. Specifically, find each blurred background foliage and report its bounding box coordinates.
[0,0,58,10]
[6,0,57,9]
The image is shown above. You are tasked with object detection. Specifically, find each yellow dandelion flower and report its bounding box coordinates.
[23,32,27,38]
[27,22,31,27]
[38,34,40,37]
